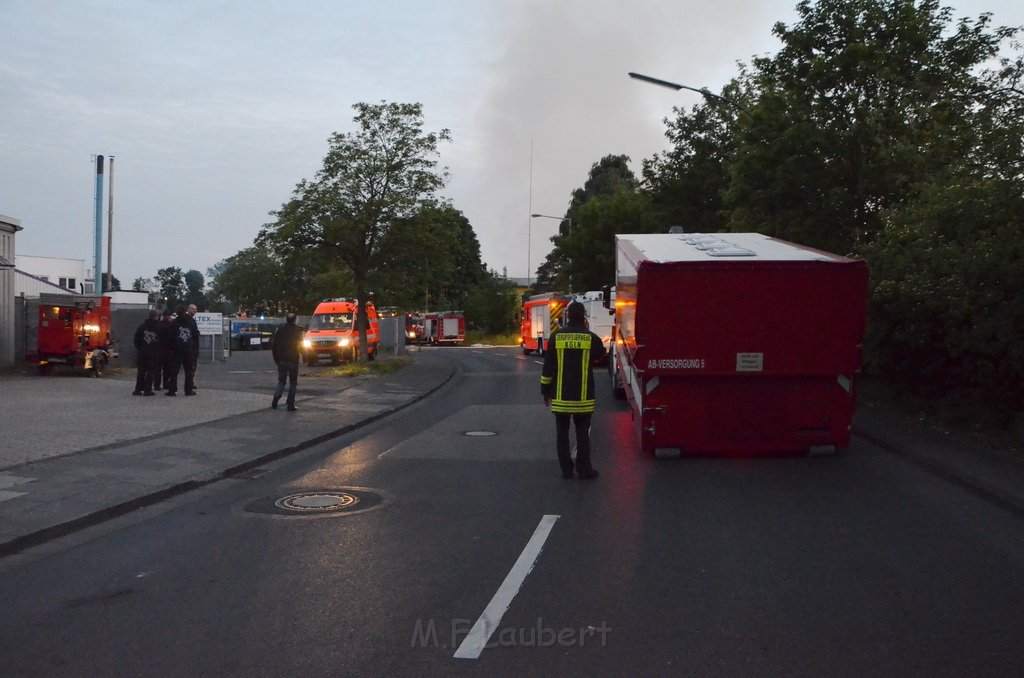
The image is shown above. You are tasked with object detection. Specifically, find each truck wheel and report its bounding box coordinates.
[92,356,106,378]
[522,344,530,355]
[609,353,626,399]
[368,343,377,361]
[37,364,53,376]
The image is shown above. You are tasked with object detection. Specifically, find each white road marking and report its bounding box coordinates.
[454,514,560,660]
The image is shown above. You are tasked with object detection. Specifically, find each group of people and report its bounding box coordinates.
[133,303,200,397]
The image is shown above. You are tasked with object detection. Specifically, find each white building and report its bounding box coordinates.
[15,254,93,294]
[1,214,22,368]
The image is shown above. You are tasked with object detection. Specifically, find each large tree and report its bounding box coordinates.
[259,101,450,360]
[154,267,184,310]
[725,0,1020,253]
[371,204,485,311]
[535,154,641,291]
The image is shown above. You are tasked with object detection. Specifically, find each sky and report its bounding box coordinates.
[3,0,1022,291]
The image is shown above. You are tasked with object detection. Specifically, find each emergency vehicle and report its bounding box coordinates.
[520,293,568,354]
[301,298,380,365]
[423,311,465,345]
[28,293,115,376]
[570,289,615,361]
[405,313,425,344]
[610,233,869,457]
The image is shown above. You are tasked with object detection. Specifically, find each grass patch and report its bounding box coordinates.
[308,355,413,378]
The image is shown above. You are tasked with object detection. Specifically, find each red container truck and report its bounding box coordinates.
[610,233,869,456]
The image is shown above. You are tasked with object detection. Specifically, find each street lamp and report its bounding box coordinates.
[531,213,574,290]
[628,71,750,115]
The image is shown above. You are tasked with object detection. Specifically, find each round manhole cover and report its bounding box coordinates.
[464,430,497,437]
[243,487,386,518]
[276,492,360,512]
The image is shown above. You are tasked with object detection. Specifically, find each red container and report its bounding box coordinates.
[31,294,113,375]
[611,233,869,456]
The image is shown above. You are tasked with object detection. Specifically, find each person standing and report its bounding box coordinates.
[153,309,174,391]
[132,309,161,396]
[540,300,607,479]
[186,303,201,391]
[271,313,304,411]
[167,305,198,396]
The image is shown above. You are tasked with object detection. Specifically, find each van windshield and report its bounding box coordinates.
[309,313,353,330]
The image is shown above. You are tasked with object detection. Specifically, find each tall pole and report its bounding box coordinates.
[106,156,114,292]
[527,138,534,289]
[94,155,104,295]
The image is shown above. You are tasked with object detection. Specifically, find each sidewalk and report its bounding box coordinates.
[0,350,456,557]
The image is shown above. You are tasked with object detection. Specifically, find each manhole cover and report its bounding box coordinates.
[276,492,360,511]
[242,487,386,518]
[464,430,497,437]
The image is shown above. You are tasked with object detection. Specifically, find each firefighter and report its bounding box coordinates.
[540,300,607,479]
[132,309,162,396]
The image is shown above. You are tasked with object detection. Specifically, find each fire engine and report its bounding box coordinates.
[28,293,115,376]
[569,289,614,362]
[520,292,568,354]
[610,232,869,457]
[423,311,465,345]
[405,313,425,344]
[301,298,380,365]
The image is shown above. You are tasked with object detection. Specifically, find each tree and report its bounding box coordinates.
[370,204,485,311]
[725,0,1020,253]
[154,267,184,310]
[463,268,519,334]
[101,273,121,292]
[535,154,644,291]
[259,101,451,361]
[184,269,208,310]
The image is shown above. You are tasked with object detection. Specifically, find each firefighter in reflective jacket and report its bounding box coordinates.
[540,300,607,479]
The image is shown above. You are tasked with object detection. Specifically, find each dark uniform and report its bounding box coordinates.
[540,302,606,479]
[132,311,162,395]
[154,311,173,389]
[166,307,198,396]
[272,314,304,411]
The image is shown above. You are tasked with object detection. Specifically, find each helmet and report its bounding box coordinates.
[566,300,586,323]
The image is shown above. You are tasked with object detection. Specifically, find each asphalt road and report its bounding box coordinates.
[1,346,1023,677]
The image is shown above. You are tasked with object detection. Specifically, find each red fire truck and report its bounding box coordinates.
[520,293,568,354]
[405,313,425,344]
[610,233,869,457]
[29,293,115,376]
[423,311,465,345]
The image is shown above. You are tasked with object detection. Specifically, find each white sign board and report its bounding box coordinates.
[194,312,224,336]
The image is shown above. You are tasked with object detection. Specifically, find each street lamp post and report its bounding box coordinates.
[628,71,750,115]
[531,213,573,290]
